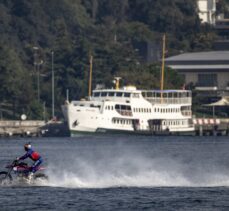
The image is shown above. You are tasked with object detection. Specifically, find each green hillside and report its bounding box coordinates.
[0,0,223,120]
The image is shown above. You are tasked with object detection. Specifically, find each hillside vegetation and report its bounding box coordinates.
[0,0,223,119]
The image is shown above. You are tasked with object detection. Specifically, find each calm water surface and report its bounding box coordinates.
[0,135,229,210]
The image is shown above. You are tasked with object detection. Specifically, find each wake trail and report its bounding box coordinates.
[43,155,229,188]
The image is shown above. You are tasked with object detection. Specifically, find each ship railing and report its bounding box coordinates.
[145,97,192,104]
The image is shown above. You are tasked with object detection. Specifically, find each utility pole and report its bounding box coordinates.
[160,34,166,102]
[88,55,93,98]
[33,46,39,102]
[51,51,55,119]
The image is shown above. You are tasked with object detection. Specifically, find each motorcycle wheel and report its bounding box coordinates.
[0,171,12,185]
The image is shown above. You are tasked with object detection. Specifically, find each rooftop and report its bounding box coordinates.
[165,51,229,62]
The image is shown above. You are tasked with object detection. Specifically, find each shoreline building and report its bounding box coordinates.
[197,0,216,24]
[165,51,229,95]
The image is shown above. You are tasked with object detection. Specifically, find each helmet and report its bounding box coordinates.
[24,143,31,151]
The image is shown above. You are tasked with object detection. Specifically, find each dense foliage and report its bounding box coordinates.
[0,0,223,119]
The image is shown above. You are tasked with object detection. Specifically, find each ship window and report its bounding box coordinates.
[108,92,115,96]
[121,105,126,110]
[94,92,100,97]
[101,92,107,97]
[124,93,131,97]
[115,105,120,109]
[147,92,153,97]
[116,92,123,97]
[132,93,140,98]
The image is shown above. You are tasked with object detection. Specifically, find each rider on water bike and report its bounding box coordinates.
[17,143,43,180]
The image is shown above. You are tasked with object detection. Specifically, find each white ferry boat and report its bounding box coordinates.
[62,84,194,136]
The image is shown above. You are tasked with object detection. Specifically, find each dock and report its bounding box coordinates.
[0,120,45,137]
[193,118,229,136]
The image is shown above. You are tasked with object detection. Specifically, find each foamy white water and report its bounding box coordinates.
[39,136,229,188]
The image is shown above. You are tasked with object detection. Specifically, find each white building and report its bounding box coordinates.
[197,0,216,24]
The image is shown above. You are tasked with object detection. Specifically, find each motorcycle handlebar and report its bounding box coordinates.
[12,159,19,165]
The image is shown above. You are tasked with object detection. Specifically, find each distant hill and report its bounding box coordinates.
[0,0,219,119]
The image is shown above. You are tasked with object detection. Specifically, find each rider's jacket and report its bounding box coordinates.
[19,148,41,161]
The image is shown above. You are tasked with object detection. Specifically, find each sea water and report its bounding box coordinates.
[0,135,229,210]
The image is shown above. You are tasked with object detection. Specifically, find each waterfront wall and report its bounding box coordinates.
[0,120,45,137]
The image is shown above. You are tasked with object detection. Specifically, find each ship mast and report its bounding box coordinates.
[88,55,93,98]
[160,34,166,100]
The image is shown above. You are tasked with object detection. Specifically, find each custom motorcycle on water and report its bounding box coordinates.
[0,160,48,185]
